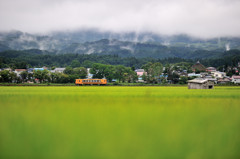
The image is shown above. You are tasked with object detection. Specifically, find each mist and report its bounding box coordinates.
[0,0,240,38]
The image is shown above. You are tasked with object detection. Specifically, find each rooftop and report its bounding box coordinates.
[15,69,27,72]
[188,78,208,84]
[232,75,240,79]
[135,69,145,72]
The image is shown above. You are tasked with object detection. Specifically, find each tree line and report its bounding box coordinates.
[1,50,240,70]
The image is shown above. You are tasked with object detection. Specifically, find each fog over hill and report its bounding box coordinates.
[1,30,240,59]
[1,30,240,53]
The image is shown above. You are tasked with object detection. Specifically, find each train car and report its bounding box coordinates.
[75,79,107,85]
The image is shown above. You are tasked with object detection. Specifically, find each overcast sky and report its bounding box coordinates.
[0,0,240,38]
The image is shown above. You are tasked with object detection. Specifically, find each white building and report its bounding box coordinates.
[232,76,240,84]
[212,71,226,78]
[188,73,201,77]
[87,68,93,79]
[54,68,65,73]
[14,69,27,77]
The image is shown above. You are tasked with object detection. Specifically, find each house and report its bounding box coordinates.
[135,69,147,76]
[212,71,226,78]
[206,67,216,72]
[188,78,214,89]
[218,78,231,84]
[87,68,93,79]
[27,68,34,73]
[42,66,48,70]
[14,69,27,77]
[192,61,206,72]
[54,68,65,73]
[34,68,44,71]
[2,68,12,72]
[188,73,201,78]
[205,76,217,84]
[231,75,240,84]
[135,69,147,82]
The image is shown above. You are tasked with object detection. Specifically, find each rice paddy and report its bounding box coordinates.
[0,86,240,159]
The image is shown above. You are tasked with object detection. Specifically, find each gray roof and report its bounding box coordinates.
[188,78,208,84]
[135,69,145,72]
[54,68,65,71]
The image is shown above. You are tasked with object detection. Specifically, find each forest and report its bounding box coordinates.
[1,49,240,69]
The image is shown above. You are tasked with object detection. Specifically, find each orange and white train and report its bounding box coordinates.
[75,79,107,85]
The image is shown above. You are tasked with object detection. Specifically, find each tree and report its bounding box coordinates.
[0,70,10,82]
[71,60,81,68]
[114,65,126,82]
[73,67,87,79]
[9,72,18,83]
[20,71,28,82]
[142,62,163,83]
[82,60,93,68]
[152,62,163,83]
[172,72,180,84]
[179,76,188,84]
[124,67,138,83]
[90,63,106,79]
[64,66,74,75]
[103,65,115,82]
[33,70,49,83]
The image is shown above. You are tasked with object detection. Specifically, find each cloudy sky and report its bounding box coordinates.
[0,0,240,38]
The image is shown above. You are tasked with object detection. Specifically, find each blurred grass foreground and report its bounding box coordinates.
[0,86,240,159]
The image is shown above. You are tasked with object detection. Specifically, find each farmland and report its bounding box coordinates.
[0,86,240,159]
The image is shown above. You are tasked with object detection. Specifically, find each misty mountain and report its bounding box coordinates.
[1,30,240,59]
[1,30,240,50]
[0,30,68,51]
[57,39,229,59]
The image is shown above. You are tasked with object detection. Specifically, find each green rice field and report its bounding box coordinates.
[0,86,240,159]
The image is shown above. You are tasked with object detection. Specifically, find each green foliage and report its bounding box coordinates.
[33,70,49,83]
[20,71,28,82]
[63,66,74,75]
[73,67,87,79]
[142,62,163,83]
[0,70,10,82]
[179,76,188,84]
[70,59,81,68]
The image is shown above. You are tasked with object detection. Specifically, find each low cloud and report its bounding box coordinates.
[0,0,240,38]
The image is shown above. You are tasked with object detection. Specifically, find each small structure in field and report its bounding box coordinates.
[188,78,214,89]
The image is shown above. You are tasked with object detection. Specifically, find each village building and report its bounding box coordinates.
[231,75,240,84]
[188,73,201,78]
[87,68,93,79]
[2,68,12,72]
[188,78,214,89]
[14,69,27,77]
[42,66,48,70]
[206,67,216,72]
[192,61,206,72]
[218,78,231,84]
[205,76,217,84]
[34,68,44,71]
[53,68,65,73]
[211,71,226,78]
[27,68,34,73]
[135,69,147,82]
